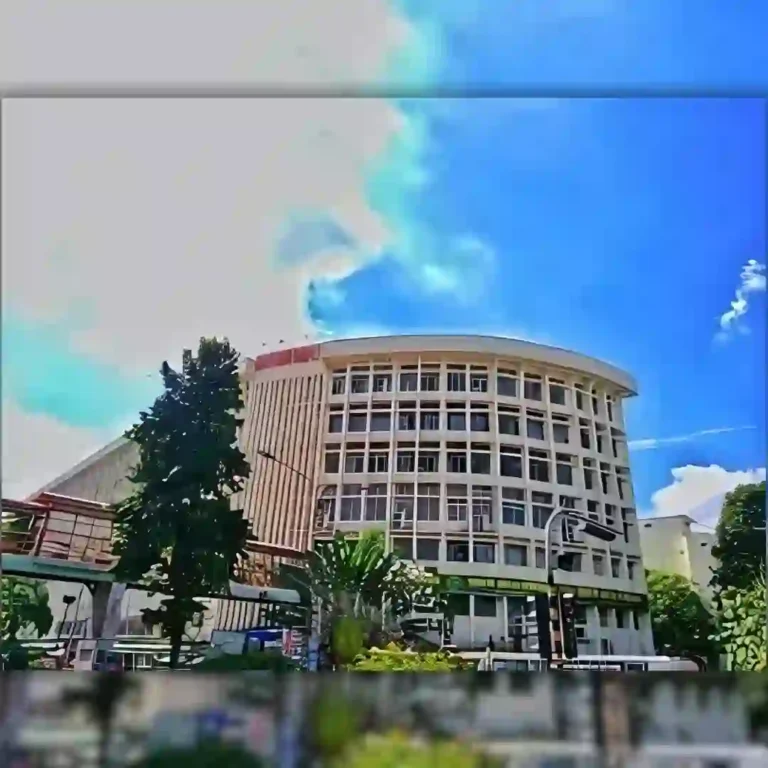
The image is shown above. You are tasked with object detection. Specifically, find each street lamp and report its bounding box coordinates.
[543,506,616,663]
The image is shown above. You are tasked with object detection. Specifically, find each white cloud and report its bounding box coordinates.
[715,259,766,342]
[628,425,755,452]
[0,1,433,497]
[1,399,116,500]
[642,464,766,528]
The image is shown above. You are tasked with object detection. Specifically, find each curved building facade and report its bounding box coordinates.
[235,335,654,655]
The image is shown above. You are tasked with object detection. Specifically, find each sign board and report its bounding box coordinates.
[429,574,648,607]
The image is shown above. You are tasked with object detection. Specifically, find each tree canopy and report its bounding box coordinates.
[712,576,767,671]
[113,337,251,667]
[711,481,766,594]
[646,570,718,661]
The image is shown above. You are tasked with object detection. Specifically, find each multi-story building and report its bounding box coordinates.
[639,515,718,607]
[34,334,654,655]
[230,335,654,653]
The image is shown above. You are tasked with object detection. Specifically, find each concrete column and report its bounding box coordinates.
[89,582,126,638]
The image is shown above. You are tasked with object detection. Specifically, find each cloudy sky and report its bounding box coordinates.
[2,1,766,526]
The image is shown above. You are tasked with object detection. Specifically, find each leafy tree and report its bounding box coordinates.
[646,570,719,662]
[131,742,264,768]
[0,576,53,670]
[113,337,251,668]
[711,481,766,594]
[712,576,767,671]
[62,674,136,768]
[335,731,500,768]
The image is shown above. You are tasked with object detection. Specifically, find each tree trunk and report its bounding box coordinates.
[169,625,183,670]
[97,725,110,768]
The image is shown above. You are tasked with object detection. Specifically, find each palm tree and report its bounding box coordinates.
[294,530,444,664]
[61,674,136,768]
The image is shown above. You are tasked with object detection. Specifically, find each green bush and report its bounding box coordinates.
[348,646,470,672]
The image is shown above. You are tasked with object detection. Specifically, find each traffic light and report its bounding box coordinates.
[559,592,578,659]
[533,593,552,661]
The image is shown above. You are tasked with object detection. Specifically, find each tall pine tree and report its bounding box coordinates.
[113,337,251,667]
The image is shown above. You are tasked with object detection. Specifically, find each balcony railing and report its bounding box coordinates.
[1,493,117,568]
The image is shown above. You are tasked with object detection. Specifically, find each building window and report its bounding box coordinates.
[392,484,415,528]
[470,372,488,393]
[469,407,490,432]
[606,398,614,422]
[529,450,550,483]
[552,418,570,444]
[420,403,441,430]
[397,403,417,431]
[498,407,520,436]
[367,447,389,473]
[556,454,574,486]
[575,386,585,411]
[447,445,467,473]
[350,374,369,394]
[339,485,363,521]
[344,450,365,473]
[447,540,469,562]
[504,543,528,566]
[580,421,591,450]
[591,390,601,417]
[348,412,367,433]
[365,484,387,521]
[599,608,609,628]
[592,553,605,576]
[473,542,496,564]
[370,407,391,432]
[324,446,341,473]
[531,492,553,528]
[392,537,413,560]
[549,381,567,406]
[416,483,440,521]
[497,370,518,397]
[447,407,466,431]
[627,559,638,580]
[447,485,468,522]
[501,487,526,525]
[470,444,491,475]
[416,538,440,561]
[535,547,546,568]
[600,464,611,494]
[331,374,346,395]
[526,412,546,441]
[396,444,415,472]
[616,610,626,629]
[417,445,440,473]
[399,368,418,392]
[420,370,440,392]
[604,503,616,527]
[372,373,392,393]
[472,486,493,529]
[317,486,337,523]
[524,375,543,401]
[474,595,497,617]
[448,594,470,616]
[500,446,523,478]
[611,557,622,578]
[583,459,595,491]
[328,410,344,433]
[447,369,466,392]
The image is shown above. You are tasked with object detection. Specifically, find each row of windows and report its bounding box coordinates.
[327,403,627,457]
[331,367,619,421]
[323,444,633,499]
[316,483,636,540]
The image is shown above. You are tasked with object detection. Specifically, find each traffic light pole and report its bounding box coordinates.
[544,507,617,665]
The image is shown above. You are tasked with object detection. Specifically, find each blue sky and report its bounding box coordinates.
[2,0,766,514]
